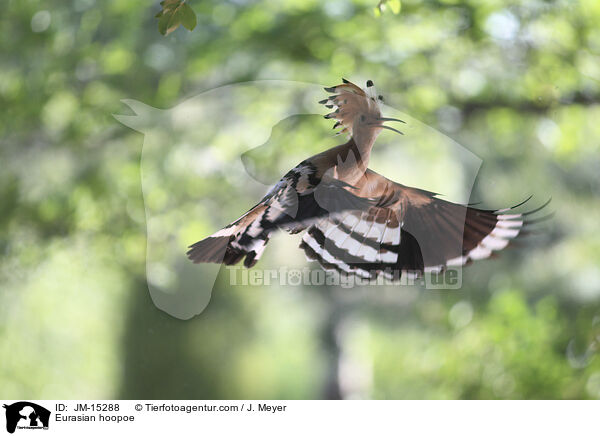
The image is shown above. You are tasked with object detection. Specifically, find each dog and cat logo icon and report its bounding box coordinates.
[3,402,50,433]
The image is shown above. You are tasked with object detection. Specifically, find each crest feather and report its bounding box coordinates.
[320,79,381,135]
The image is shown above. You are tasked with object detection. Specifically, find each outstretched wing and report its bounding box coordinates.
[300,169,549,280]
[187,160,376,267]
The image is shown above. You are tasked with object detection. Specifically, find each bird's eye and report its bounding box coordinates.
[360,115,366,122]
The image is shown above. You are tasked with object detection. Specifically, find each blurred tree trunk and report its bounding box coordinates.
[321,287,343,400]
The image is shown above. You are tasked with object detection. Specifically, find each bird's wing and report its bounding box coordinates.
[300,169,549,279]
[187,159,376,267]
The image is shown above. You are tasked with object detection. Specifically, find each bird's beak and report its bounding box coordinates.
[368,117,406,135]
[377,117,406,124]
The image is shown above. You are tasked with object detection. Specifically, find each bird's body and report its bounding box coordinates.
[187,79,547,280]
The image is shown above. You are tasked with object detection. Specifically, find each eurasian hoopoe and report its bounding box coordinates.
[187,79,549,280]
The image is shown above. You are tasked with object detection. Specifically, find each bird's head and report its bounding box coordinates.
[319,78,404,141]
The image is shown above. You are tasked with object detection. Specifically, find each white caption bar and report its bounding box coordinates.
[0,400,596,436]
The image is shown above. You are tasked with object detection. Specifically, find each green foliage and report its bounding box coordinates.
[156,0,197,35]
[375,0,401,17]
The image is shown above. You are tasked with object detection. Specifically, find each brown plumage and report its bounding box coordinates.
[187,79,549,280]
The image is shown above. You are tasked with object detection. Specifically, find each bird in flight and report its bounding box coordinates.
[187,79,549,280]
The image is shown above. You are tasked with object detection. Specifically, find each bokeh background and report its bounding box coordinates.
[2,0,600,399]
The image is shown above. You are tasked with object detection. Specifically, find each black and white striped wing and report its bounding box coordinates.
[300,193,548,280]
[300,207,402,278]
[259,161,376,233]
[187,161,375,268]
[188,161,317,267]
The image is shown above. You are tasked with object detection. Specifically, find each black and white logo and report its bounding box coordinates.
[3,402,50,434]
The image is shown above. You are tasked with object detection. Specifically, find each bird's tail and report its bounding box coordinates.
[186,204,271,268]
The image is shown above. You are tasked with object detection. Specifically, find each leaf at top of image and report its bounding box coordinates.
[180,3,197,31]
[375,0,402,17]
[156,0,197,35]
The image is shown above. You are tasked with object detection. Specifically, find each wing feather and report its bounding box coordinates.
[300,169,548,280]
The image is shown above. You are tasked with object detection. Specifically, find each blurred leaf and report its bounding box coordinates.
[375,0,401,16]
[180,3,197,31]
[161,0,182,8]
[156,0,197,35]
[157,12,175,36]
[388,0,401,14]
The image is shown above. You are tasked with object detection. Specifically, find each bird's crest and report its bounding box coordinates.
[319,78,384,136]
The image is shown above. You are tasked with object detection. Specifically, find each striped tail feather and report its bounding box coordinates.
[186,234,235,264]
[300,197,550,280]
[187,204,272,268]
[186,233,270,267]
